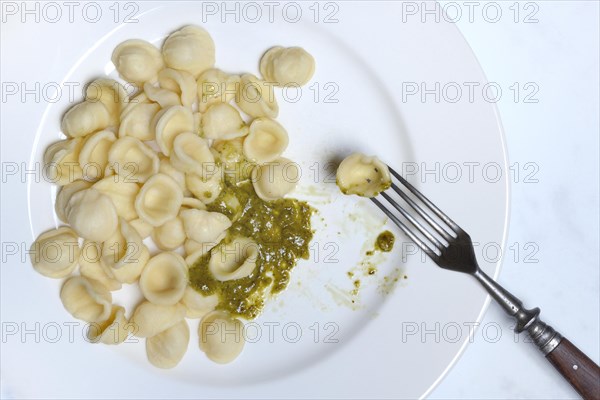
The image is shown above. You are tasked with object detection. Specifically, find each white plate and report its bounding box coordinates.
[2,2,508,398]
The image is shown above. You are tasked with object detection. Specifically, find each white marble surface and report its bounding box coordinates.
[430,1,600,398]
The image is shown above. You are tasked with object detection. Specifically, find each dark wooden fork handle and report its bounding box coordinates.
[546,338,600,400]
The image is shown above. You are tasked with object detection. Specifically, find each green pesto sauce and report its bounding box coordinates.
[188,180,314,320]
[375,230,395,252]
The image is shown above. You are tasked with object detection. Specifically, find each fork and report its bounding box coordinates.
[372,167,600,400]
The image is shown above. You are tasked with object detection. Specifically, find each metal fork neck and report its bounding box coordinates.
[472,268,562,355]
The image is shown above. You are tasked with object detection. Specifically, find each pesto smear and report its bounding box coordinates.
[189,178,314,320]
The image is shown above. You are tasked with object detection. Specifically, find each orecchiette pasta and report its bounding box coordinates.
[158,68,197,107]
[55,180,92,222]
[119,101,161,141]
[65,188,118,242]
[146,320,190,369]
[79,130,116,182]
[181,196,207,210]
[153,105,194,156]
[185,164,223,204]
[111,39,164,84]
[180,209,231,244]
[243,117,289,164]
[180,286,219,319]
[107,136,159,184]
[135,173,183,227]
[79,240,122,291]
[259,46,315,86]
[336,153,391,197]
[208,237,258,281]
[236,73,278,118]
[120,92,149,118]
[170,132,214,175]
[251,157,300,201]
[30,227,80,279]
[199,311,245,364]
[61,101,111,138]
[101,218,150,284]
[201,103,248,140]
[36,24,319,368]
[87,305,130,345]
[129,301,186,338]
[129,218,153,239]
[184,232,225,264]
[44,138,84,186]
[196,68,240,112]
[152,216,186,251]
[60,276,112,322]
[162,25,215,76]
[93,175,140,221]
[85,78,129,126]
[143,82,181,108]
[140,252,188,306]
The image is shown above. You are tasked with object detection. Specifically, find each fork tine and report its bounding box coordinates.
[389,167,461,232]
[371,198,440,260]
[389,182,455,242]
[380,191,445,250]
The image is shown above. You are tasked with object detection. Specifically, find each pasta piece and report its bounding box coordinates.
[61,101,111,138]
[251,157,300,201]
[140,252,188,305]
[79,130,116,181]
[208,237,258,281]
[158,68,197,107]
[55,180,92,222]
[44,138,84,186]
[111,39,164,84]
[152,216,186,251]
[196,68,240,112]
[30,226,80,279]
[181,197,206,210]
[60,276,112,322]
[101,218,150,284]
[146,320,190,369]
[129,301,186,338]
[184,231,225,263]
[212,138,254,184]
[159,155,185,189]
[87,305,130,345]
[180,286,219,319]
[336,153,391,197]
[201,103,248,140]
[236,73,278,118]
[107,136,159,184]
[180,209,231,243]
[93,175,140,221]
[259,46,315,86]
[130,218,153,239]
[143,82,181,108]
[119,102,160,141]
[79,240,122,291]
[170,133,214,176]
[135,173,183,227]
[185,164,223,204]
[162,25,215,76]
[243,117,289,164]
[85,78,129,126]
[199,311,245,364]
[65,188,118,242]
[153,105,194,156]
[120,92,148,119]
[193,111,202,135]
